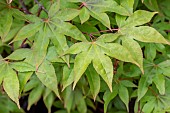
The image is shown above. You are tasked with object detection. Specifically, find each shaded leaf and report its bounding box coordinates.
[119,85,129,111]
[153,74,165,95]
[79,7,90,24]
[85,64,100,100]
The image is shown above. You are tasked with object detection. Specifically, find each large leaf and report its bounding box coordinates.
[96,42,137,66]
[118,85,129,111]
[10,62,35,72]
[32,30,50,69]
[11,22,42,42]
[121,26,170,45]
[36,60,60,99]
[50,19,87,42]
[92,45,113,92]
[123,10,157,27]
[121,36,144,73]
[73,45,94,89]
[3,64,20,108]
[85,64,100,100]
[0,10,13,41]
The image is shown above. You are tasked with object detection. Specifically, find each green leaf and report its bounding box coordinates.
[50,20,87,41]
[48,0,60,17]
[0,63,6,86]
[121,36,144,73]
[44,92,55,113]
[97,33,120,42]
[115,14,126,28]
[142,99,156,113]
[123,10,157,27]
[18,72,33,93]
[62,65,74,91]
[53,8,80,21]
[121,26,170,45]
[64,42,91,55]
[73,45,94,89]
[144,43,156,61]
[121,80,137,87]
[137,75,150,101]
[11,22,42,42]
[97,42,137,66]
[79,7,90,24]
[27,84,44,110]
[49,32,69,65]
[118,85,129,111]
[85,64,100,100]
[103,85,118,113]
[0,10,13,41]
[62,85,74,113]
[3,64,20,108]
[92,45,113,92]
[120,0,134,15]
[90,12,110,29]
[10,62,35,72]
[32,30,50,69]
[36,60,60,99]
[153,74,165,95]
[5,48,32,61]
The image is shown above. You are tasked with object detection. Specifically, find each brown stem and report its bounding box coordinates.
[148,87,158,97]
[19,0,31,14]
[34,0,48,14]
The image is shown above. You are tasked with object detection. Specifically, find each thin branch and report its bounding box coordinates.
[90,28,119,35]
[19,0,31,14]
[34,0,48,14]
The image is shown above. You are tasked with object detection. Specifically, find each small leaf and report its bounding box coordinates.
[85,64,100,100]
[90,12,110,29]
[44,92,55,113]
[73,46,94,89]
[79,7,90,24]
[62,65,74,91]
[118,85,129,111]
[93,45,113,92]
[10,62,35,72]
[97,33,120,42]
[36,60,60,99]
[103,85,118,113]
[27,84,44,110]
[137,75,150,101]
[144,43,156,61]
[115,14,126,28]
[153,74,165,95]
[3,64,20,108]
[124,10,157,27]
[121,26,170,45]
[11,22,42,42]
[18,72,33,93]
[142,99,156,113]
[120,0,134,15]
[121,80,137,87]
[62,85,74,113]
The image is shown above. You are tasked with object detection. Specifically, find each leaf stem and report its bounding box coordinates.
[34,0,48,15]
[19,0,31,14]
[148,87,158,97]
